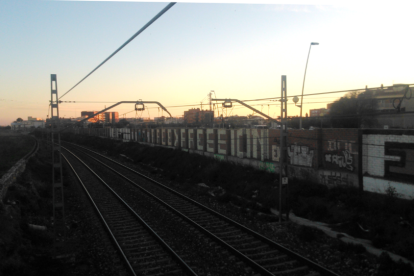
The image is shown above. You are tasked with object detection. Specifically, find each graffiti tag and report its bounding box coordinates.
[287,145,314,167]
[320,171,353,187]
[325,150,354,171]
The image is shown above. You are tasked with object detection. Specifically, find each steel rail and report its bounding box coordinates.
[62,147,197,276]
[61,153,136,276]
[64,141,339,276]
[64,144,274,276]
[23,135,39,160]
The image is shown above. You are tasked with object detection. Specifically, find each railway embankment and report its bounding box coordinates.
[0,136,124,275]
[0,132,37,202]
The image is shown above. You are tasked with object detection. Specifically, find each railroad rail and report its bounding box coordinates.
[62,141,340,276]
[62,148,196,276]
[23,135,39,160]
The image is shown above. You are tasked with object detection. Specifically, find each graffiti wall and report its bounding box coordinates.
[181,129,188,149]
[173,129,180,148]
[319,170,357,188]
[324,140,356,171]
[74,127,414,197]
[207,129,217,154]
[218,129,229,155]
[197,129,206,152]
[188,129,196,150]
[269,129,317,168]
[161,129,167,145]
[362,130,414,199]
[322,129,359,173]
[151,129,156,144]
[251,129,268,161]
[236,129,246,158]
[288,145,314,167]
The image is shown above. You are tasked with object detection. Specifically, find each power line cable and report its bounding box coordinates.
[240,84,414,103]
[59,2,176,100]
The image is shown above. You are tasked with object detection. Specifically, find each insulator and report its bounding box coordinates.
[222,99,232,108]
[135,101,145,111]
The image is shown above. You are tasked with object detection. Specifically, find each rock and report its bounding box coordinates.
[197,183,210,188]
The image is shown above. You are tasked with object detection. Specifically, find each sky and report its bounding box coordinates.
[0,0,413,125]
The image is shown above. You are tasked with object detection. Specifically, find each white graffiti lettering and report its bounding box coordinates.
[320,171,354,187]
[328,140,355,153]
[325,150,354,171]
[287,145,314,167]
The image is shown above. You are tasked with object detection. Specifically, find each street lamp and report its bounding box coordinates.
[299,42,319,129]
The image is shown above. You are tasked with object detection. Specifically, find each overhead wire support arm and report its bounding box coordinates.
[59,2,176,100]
[213,98,281,123]
[78,101,172,124]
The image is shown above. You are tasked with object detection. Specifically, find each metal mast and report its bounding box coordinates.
[50,74,65,236]
[279,75,288,222]
[209,91,212,111]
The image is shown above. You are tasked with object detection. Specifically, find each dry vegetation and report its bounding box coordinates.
[0,130,35,176]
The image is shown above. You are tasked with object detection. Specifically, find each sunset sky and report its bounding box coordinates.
[1,0,413,125]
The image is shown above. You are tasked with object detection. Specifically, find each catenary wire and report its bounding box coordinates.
[59,2,176,100]
[240,84,414,103]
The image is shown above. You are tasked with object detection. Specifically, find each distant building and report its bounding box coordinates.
[250,116,266,124]
[81,111,119,123]
[28,116,43,121]
[227,115,247,121]
[11,117,45,130]
[324,84,414,128]
[184,108,214,124]
[104,112,119,124]
[309,108,328,117]
[154,116,166,122]
[365,84,414,128]
[164,117,184,124]
[81,111,99,123]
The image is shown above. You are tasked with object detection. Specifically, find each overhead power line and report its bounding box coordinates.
[241,83,414,103]
[59,2,176,100]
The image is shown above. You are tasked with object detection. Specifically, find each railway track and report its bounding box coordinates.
[23,134,39,160]
[62,148,196,276]
[62,141,339,276]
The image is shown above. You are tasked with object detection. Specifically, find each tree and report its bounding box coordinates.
[328,91,378,128]
[116,119,129,128]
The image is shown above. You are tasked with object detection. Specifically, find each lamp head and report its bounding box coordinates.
[311,42,319,45]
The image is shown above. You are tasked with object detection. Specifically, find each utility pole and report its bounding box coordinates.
[209,91,213,111]
[279,75,288,223]
[50,74,65,241]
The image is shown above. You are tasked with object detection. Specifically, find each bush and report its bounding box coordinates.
[292,196,330,221]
